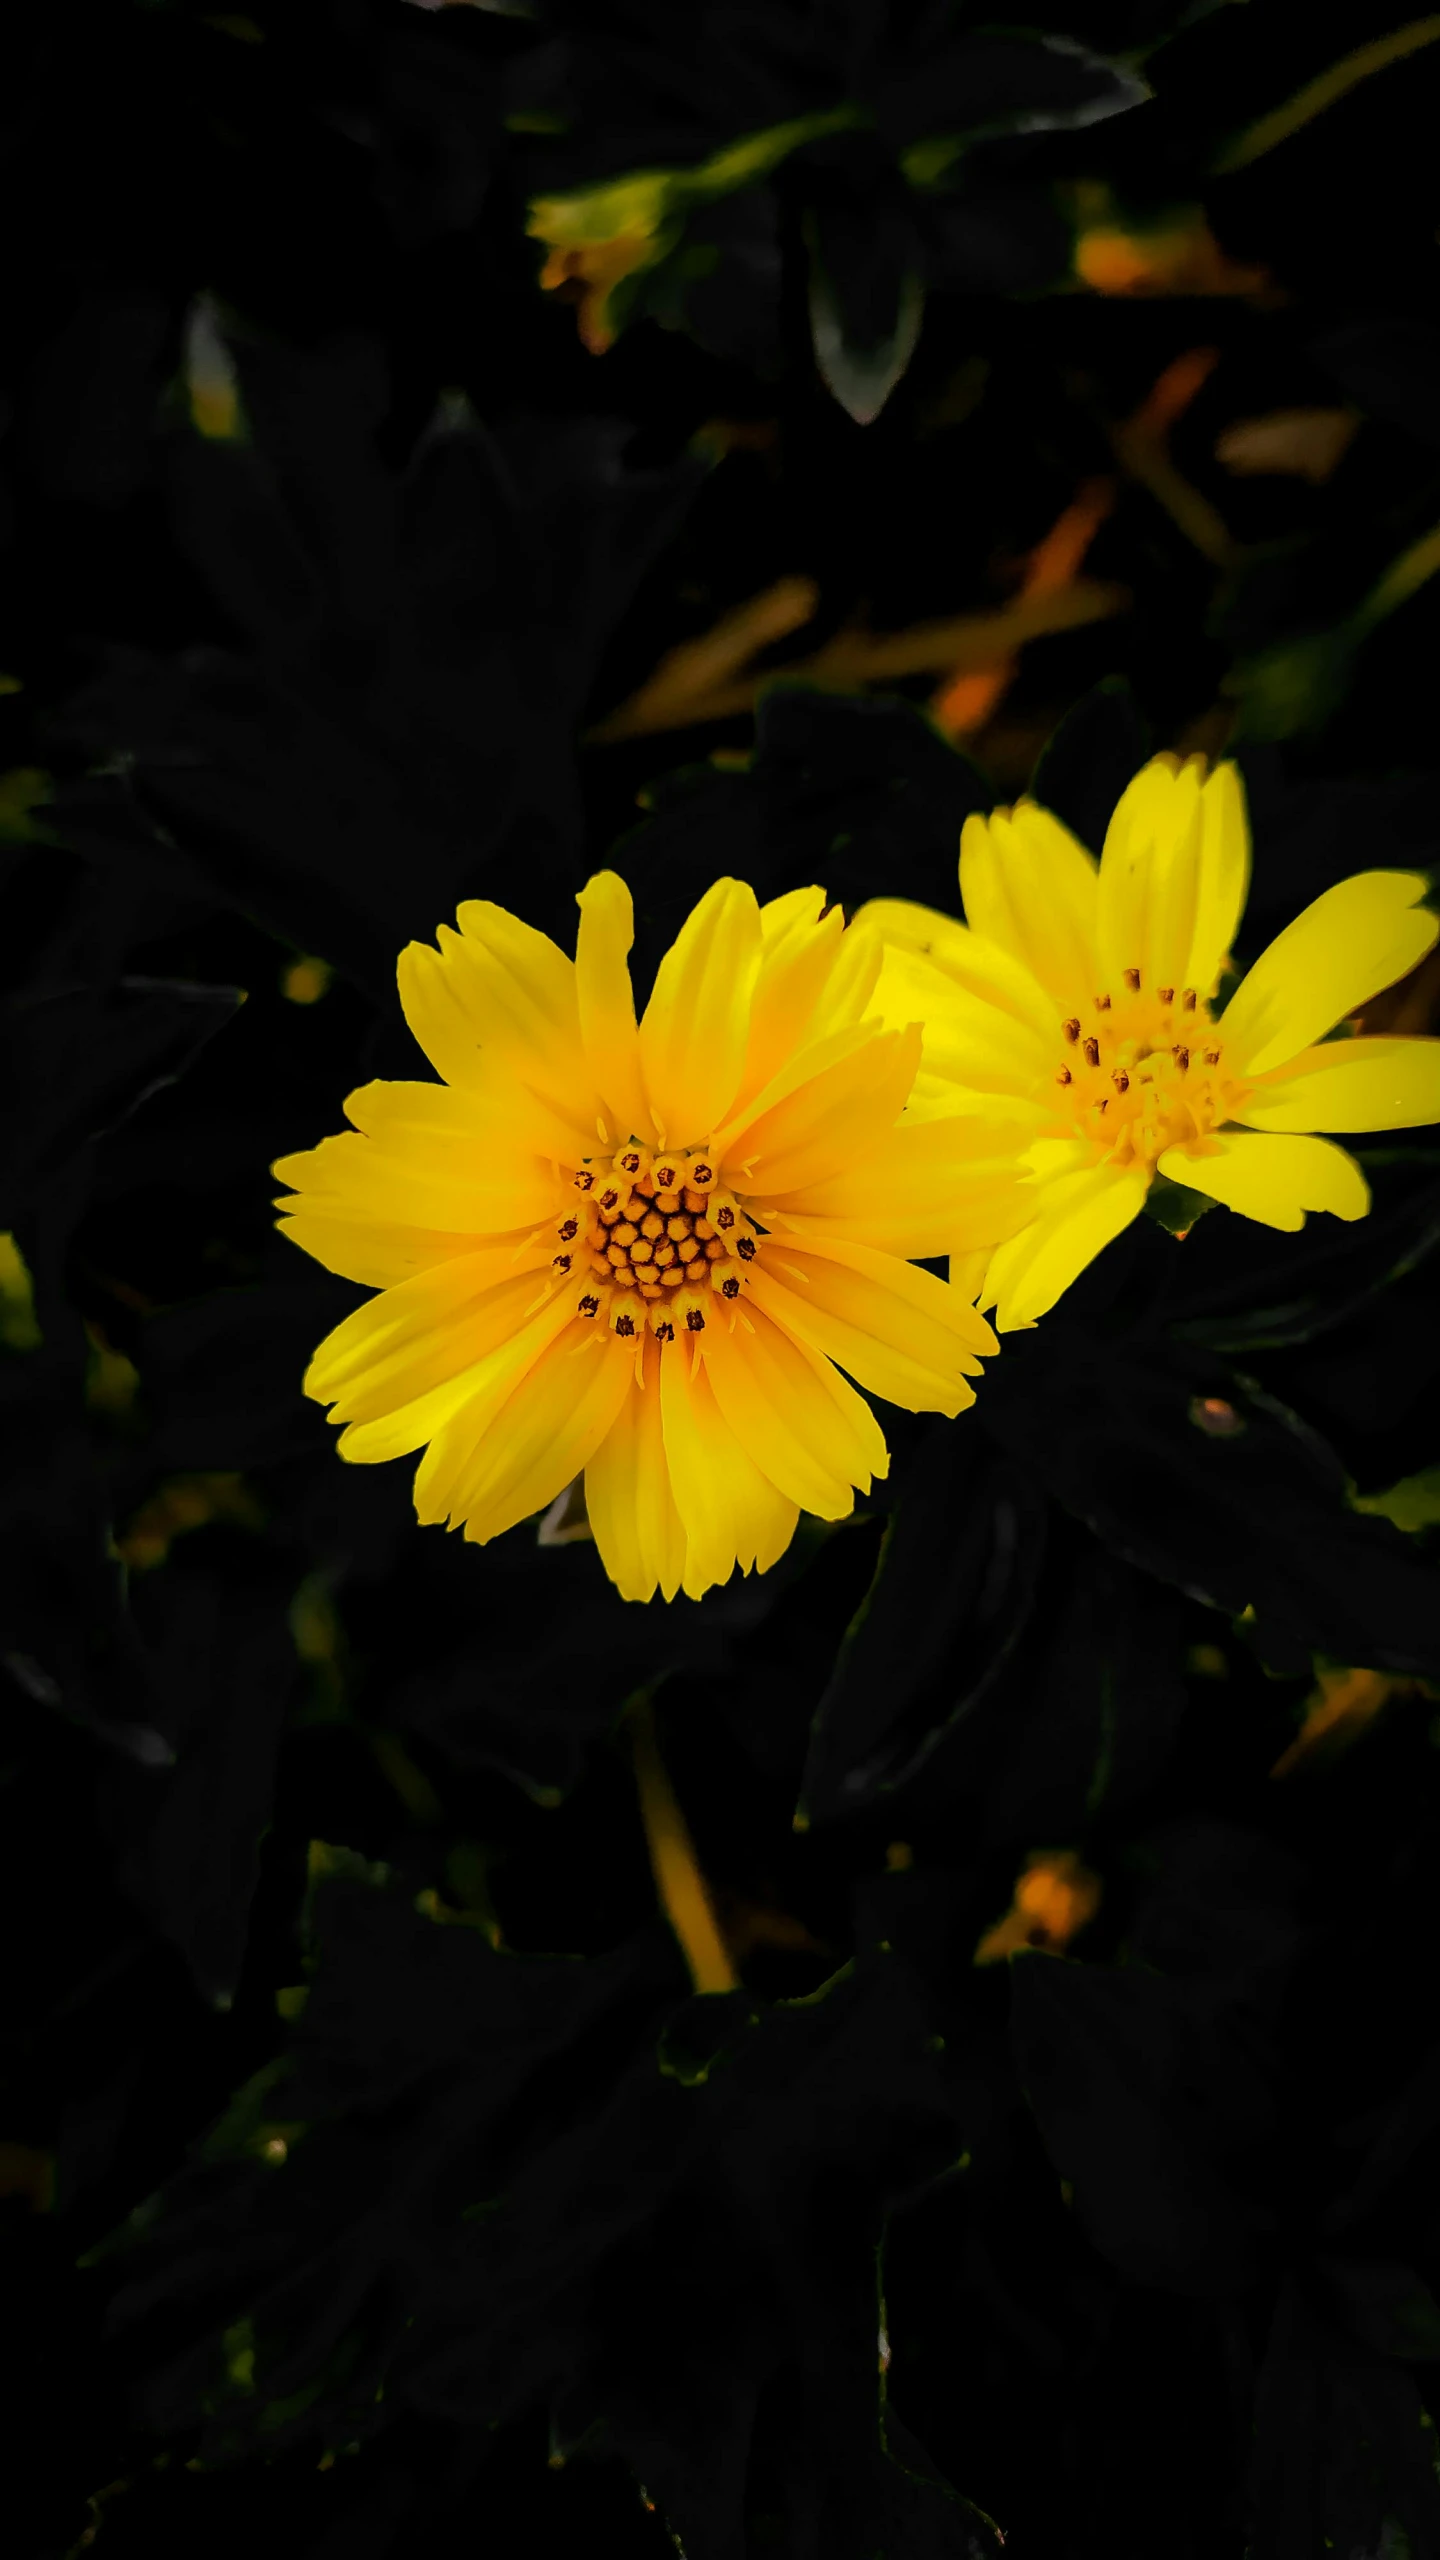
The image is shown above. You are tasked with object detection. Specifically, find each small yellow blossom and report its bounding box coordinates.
[0,1232,41,1350]
[1270,1664,1427,1781]
[1072,206,1268,298]
[860,755,1440,1329]
[532,224,662,355]
[275,876,1005,1602]
[528,182,673,353]
[282,955,332,1007]
[974,1849,1102,1963]
[527,111,861,355]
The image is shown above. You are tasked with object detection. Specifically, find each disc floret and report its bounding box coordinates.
[556,1142,760,1336]
[1051,968,1246,1169]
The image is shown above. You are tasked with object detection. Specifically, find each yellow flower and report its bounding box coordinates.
[528,180,678,354]
[274,876,1003,1603]
[860,755,1440,1329]
[527,114,861,355]
[1068,185,1269,299]
[973,1849,1102,1965]
[532,227,661,356]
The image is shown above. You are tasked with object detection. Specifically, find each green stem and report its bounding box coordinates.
[1213,17,1440,173]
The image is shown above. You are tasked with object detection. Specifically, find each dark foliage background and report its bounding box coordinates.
[6,5,1440,2555]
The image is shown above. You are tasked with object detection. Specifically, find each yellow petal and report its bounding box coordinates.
[346,1280,576,1470]
[337,1362,510,1470]
[1218,873,1439,1076]
[702,1303,878,1518]
[660,1340,799,1599]
[948,1245,991,1301]
[450,1330,636,1546]
[857,896,969,972]
[1096,754,1206,1000]
[399,903,593,1131]
[752,1235,992,1415]
[980,1157,1149,1330]
[736,889,867,1106]
[340,1071,581,1178]
[402,1286,593,1516]
[575,872,655,1147]
[958,800,1100,1006]
[797,1230,997,1361]
[761,884,828,944]
[638,876,762,1145]
[584,1350,688,1602]
[859,897,1057,1049]
[1161,1131,1369,1230]
[719,1022,922,1198]
[1234,1035,1440,1133]
[396,935,489,1091]
[764,1110,1038,1257]
[276,1208,494,1288]
[865,943,1052,1097]
[1182,760,1249,998]
[304,1248,551,1428]
[898,1062,1043,1127]
[275,1082,566,1234]
[806,906,884,1044]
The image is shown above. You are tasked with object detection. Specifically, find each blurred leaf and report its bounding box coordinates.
[1226,516,1440,743]
[1010,1954,1260,2293]
[1028,676,1152,857]
[0,766,51,844]
[1354,1466,1440,1532]
[887,34,1147,165]
[1310,315,1440,445]
[97,1551,299,2004]
[1215,407,1358,484]
[975,1534,1190,1836]
[1250,2277,1440,2560]
[136,1282,354,1474]
[382,1537,705,1800]
[798,1423,1047,1823]
[101,1860,986,2552]
[1144,1173,1217,1236]
[518,13,1142,389]
[1011,1819,1297,2298]
[0,1230,42,1352]
[1238,762,1440,946]
[24,283,180,504]
[613,686,988,1000]
[1315,2257,1440,2362]
[1225,621,1363,744]
[1162,1147,1440,1351]
[806,195,925,425]
[981,1325,1440,1676]
[0,976,243,1221]
[51,349,704,989]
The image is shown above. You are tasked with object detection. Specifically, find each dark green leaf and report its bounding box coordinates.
[799,1422,1047,1823]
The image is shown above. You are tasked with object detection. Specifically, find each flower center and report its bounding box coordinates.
[546,1143,762,1340]
[1052,971,1249,1168]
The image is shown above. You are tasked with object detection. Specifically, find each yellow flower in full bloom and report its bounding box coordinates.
[860,755,1440,1330]
[529,193,666,354]
[274,876,1006,1603]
